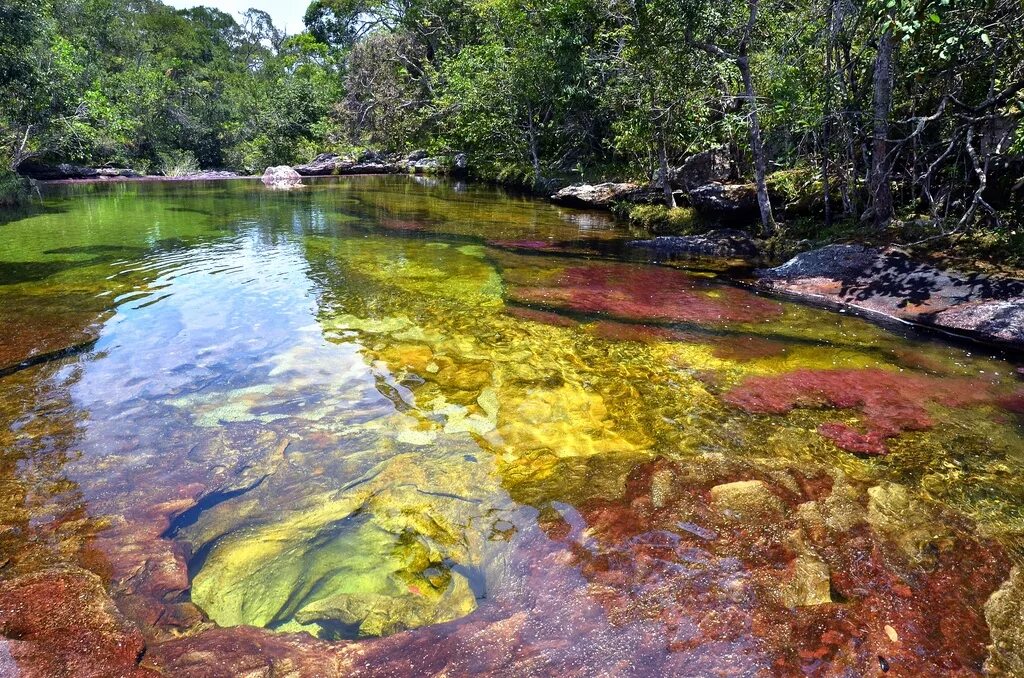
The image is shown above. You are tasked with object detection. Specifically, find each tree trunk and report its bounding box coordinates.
[821,0,838,228]
[869,23,896,227]
[657,124,676,208]
[526,110,542,188]
[737,55,775,235]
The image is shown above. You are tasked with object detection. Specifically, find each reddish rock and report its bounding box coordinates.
[0,568,156,678]
[540,458,1010,676]
[144,626,351,677]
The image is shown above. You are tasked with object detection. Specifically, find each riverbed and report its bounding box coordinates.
[2,176,1023,676]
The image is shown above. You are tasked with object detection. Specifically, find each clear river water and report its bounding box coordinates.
[1,176,1023,676]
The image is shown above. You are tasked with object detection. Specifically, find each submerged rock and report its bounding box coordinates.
[985,567,1024,676]
[507,259,783,324]
[550,182,641,209]
[722,367,994,454]
[757,244,1024,348]
[709,479,785,523]
[183,449,505,639]
[261,165,303,188]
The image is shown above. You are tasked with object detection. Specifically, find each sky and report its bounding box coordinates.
[163,0,307,35]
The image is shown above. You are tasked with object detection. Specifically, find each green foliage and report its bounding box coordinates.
[157,149,200,177]
[0,167,27,207]
[1,0,1021,259]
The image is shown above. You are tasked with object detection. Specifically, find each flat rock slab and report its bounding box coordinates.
[757,244,1024,347]
[550,182,641,209]
[629,229,761,264]
[17,161,141,181]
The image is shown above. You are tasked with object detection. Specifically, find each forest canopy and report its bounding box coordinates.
[2,0,1023,239]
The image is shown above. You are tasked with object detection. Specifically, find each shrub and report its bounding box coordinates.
[0,167,28,207]
[626,204,700,235]
[157,149,200,177]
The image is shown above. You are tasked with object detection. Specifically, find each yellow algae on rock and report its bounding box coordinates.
[494,382,644,460]
[867,482,954,566]
[710,480,786,523]
[186,450,502,638]
[779,553,833,607]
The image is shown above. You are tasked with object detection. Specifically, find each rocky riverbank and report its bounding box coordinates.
[756,245,1024,350]
[623,231,1024,351]
[16,154,1024,350]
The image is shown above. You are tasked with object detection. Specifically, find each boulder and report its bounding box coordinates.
[672,146,731,190]
[295,153,402,176]
[177,170,240,180]
[709,479,785,524]
[294,153,347,176]
[688,182,759,222]
[986,567,1024,676]
[17,160,140,181]
[757,244,1024,347]
[261,165,303,188]
[411,157,441,173]
[628,229,761,263]
[550,182,641,209]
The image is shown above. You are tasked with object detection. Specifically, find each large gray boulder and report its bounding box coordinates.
[688,182,759,222]
[294,153,402,176]
[411,157,441,173]
[17,160,140,181]
[262,165,303,188]
[672,146,731,190]
[550,182,641,209]
[294,153,347,176]
[757,244,1024,347]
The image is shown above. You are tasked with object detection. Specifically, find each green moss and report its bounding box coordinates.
[626,204,700,235]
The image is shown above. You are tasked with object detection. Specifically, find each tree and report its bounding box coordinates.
[686,0,776,234]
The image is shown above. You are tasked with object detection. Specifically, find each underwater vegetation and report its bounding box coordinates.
[1,177,1024,676]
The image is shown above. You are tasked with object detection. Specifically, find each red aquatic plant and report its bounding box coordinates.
[588,320,700,343]
[722,368,993,454]
[540,458,1011,676]
[509,263,783,325]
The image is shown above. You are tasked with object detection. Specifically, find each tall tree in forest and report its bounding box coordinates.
[597,0,710,207]
[686,0,775,234]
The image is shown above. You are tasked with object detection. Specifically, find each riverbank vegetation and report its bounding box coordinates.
[2,0,1023,256]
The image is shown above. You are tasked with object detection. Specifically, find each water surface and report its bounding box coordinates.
[2,176,1023,675]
